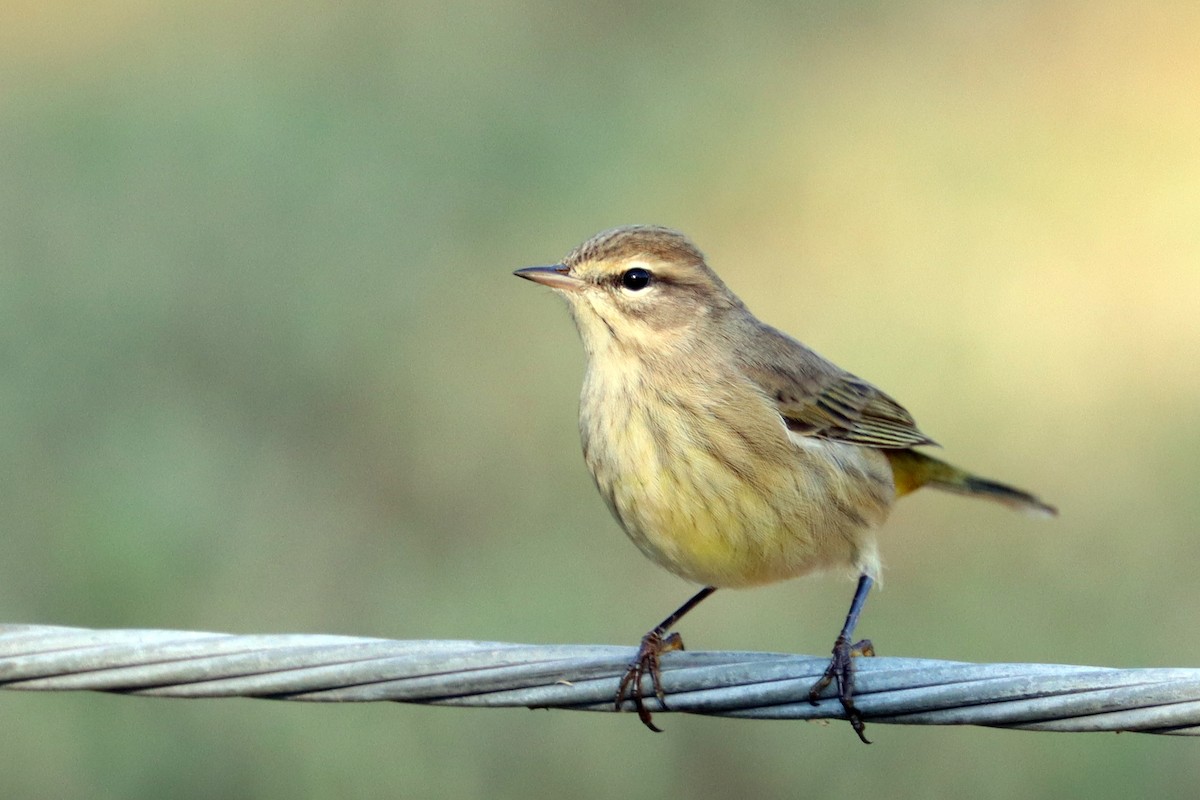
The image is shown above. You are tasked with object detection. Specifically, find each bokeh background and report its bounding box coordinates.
[2,1,1199,797]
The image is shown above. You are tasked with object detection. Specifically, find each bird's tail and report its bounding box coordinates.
[884,449,1057,517]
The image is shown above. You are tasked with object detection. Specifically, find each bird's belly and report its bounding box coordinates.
[584,401,895,588]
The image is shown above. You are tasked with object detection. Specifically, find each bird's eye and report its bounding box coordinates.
[620,267,653,291]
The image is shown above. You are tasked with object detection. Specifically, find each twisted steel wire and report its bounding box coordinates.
[2,624,1198,735]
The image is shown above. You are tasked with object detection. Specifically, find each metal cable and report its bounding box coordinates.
[2,623,1197,735]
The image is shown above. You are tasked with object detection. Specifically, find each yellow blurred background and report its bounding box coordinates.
[2,1,1198,797]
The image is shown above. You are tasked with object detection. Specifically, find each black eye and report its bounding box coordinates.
[621,267,653,291]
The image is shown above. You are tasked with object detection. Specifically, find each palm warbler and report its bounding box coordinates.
[515,225,1055,742]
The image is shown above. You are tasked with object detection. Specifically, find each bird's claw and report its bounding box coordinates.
[615,629,684,732]
[808,634,875,744]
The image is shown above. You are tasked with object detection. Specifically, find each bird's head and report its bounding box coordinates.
[514,225,743,356]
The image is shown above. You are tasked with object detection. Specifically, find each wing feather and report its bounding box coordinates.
[736,325,936,449]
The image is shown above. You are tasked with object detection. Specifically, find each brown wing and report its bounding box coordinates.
[738,325,937,450]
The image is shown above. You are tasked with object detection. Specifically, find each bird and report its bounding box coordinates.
[514,225,1055,742]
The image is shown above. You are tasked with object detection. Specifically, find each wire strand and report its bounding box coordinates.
[2,623,1197,735]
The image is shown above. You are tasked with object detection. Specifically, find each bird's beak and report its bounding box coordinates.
[513,264,584,292]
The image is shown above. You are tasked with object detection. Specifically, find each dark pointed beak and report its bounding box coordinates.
[513,265,584,292]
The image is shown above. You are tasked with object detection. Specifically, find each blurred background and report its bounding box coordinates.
[2,1,1198,797]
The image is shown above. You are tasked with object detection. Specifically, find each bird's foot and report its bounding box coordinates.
[808,634,875,744]
[615,628,685,732]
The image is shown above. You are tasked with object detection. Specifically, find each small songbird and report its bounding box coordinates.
[514,225,1055,742]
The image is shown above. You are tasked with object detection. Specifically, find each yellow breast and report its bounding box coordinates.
[580,363,894,587]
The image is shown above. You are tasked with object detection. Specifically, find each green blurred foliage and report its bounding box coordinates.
[2,1,1199,797]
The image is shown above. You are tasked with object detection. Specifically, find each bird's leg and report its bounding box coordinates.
[616,585,717,732]
[808,573,876,744]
